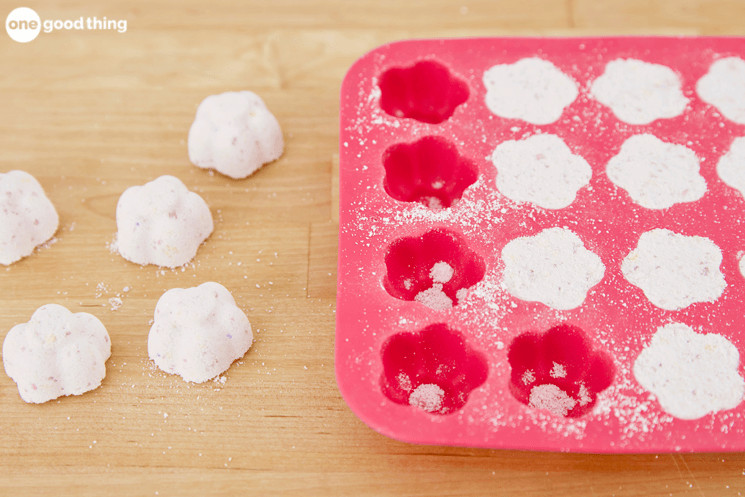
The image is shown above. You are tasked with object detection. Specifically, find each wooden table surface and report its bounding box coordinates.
[2,1,745,495]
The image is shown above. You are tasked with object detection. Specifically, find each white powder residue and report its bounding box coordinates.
[108,297,123,311]
[621,229,726,310]
[590,59,688,124]
[414,283,453,311]
[528,384,576,417]
[430,261,454,283]
[501,227,605,310]
[522,370,536,385]
[409,383,445,413]
[633,323,745,420]
[716,136,745,198]
[606,134,706,209]
[550,362,567,378]
[397,372,412,392]
[490,134,592,209]
[482,57,578,125]
[696,57,745,124]
[577,383,592,406]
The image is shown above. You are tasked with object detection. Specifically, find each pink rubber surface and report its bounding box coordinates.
[336,37,745,452]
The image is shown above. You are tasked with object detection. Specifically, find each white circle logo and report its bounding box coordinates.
[6,7,41,43]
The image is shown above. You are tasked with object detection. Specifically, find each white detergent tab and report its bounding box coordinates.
[717,136,745,198]
[2,304,111,404]
[741,256,745,280]
[634,323,745,420]
[528,384,576,417]
[501,227,605,310]
[482,58,578,125]
[148,282,253,383]
[116,175,213,268]
[606,134,706,209]
[0,170,59,266]
[409,383,445,413]
[622,229,726,310]
[188,91,284,179]
[697,57,745,124]
[491,134,592,209]
[590,59,688,124]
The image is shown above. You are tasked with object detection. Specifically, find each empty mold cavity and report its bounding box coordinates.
[380,323,488,414]
[508,324,615,418]
[384,229,485,310]
[383,136,479,209]
[378,60,469,124]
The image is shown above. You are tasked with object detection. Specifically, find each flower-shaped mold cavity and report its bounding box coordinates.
[383,136,478,209]
[380,323,488,415]
[0,170,59,266]
[378,60,469,124]
[508,324,615,418]
[384,229,485,311]
[148,282,253,383]
[3,304,111,404]
[116,175,213,268]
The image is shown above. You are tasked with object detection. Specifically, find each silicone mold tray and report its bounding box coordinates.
[336,37,745,453]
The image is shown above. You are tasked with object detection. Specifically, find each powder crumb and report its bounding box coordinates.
[414,283,453,311]
[397,372,412,391]
[550,362,567,378]
[522,370,536,385]
[108,297,123,311]
[409,383,445,413]
[528,383,576,417]
[578,383,592,406]
[430,261,454,283]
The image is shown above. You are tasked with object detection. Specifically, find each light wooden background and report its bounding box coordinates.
[2,1,745,495]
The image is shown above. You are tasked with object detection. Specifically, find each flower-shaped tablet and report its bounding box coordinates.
[606,134,706,209]
[380,323,488,414]
[483,58,578,125]
[383,136,478,209]
[621,229,726,310]
[491,134,591,209]
[717,136,745,198]
[634,323,744,420]
[508,324,614,417]
[384,229,485,310]
[3,304,111,404]
[697,57,745,124]
[379,60,469,124]
[148,282,253,383]
[115,175,213,268]
[0,170,59,266]
[590,59,687,125]
[501,228,605,310]
[188,91,284,179]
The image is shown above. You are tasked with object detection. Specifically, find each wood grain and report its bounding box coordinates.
[1,1,744,495]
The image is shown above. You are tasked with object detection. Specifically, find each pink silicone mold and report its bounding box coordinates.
[337,37,745,453]
[383,136,479,209]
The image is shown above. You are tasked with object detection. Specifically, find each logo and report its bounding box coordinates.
[6,7,40,43]
[5,7,127,43]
